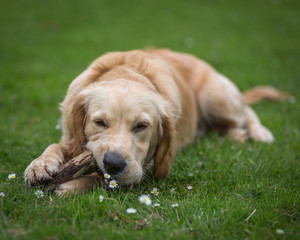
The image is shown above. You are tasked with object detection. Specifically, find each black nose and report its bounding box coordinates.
[103,153,127,174]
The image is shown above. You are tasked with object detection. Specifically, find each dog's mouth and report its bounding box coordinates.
[102,170,142,186]
[96,169,141,189]
[95,162,142,187]
[91,149,143,186]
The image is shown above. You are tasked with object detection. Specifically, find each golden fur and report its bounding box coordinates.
[24,49,285,195]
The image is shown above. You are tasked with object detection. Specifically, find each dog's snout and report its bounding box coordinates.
[103,153,127,174]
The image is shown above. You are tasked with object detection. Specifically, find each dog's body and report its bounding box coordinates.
[24,49,284,195]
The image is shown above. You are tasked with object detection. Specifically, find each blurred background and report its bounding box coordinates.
[0,0,299,165]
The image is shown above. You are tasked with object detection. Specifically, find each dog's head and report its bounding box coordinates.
[68,79,175,185]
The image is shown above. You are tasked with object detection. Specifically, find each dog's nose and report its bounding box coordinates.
[103,153,127,174]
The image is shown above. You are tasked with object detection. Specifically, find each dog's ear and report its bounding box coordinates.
[61,93,87,159]
[153,114,174,179]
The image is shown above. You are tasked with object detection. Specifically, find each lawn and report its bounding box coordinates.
[0,0,299,239]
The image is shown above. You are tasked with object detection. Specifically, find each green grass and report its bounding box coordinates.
[0,0,299,239]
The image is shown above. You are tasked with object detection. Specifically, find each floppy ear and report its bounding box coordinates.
[153,114,174,179]
[62,93,87,159]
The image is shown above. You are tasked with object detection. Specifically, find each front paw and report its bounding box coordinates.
[24,156,62,185]
[54,182,73,196]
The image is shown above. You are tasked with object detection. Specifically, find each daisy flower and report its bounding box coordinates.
[109,180,118,188]
[289,96,296,104]
[187,185,193,190]
[139,195,152,206]
[35,190,44,198]
[153,203,160,207]
[104,173,110,179]
[126,208,137,214]
[276,229,284,235]
[99,195,104,202]
[8,173,16,179]
[151,187,159,196]
[0,192,5,197]
[171,203,179,208]
[170,188,176,193]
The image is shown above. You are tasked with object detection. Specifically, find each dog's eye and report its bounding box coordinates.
[94,119,108,128]
[133,123,148,133]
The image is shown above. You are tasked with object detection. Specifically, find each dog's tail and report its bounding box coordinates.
[243,86,289,105]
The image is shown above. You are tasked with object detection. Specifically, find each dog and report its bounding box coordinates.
[24,49,286,195]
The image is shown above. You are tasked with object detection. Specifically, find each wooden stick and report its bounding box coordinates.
[49,150,101,191]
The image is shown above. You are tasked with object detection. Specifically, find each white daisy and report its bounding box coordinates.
[276,229,284,235]
[170,188,176,192]
[104,173,111,179]
[109,180,118,188]
[187,185,193,190]
[126,208,137,214]
[0,192,5,197]
[153,203,160,207]
[172,203,179,208]
[289,96,296,104]
[8,173,16,179]
[35,190,44,198]
[99,195,104,202]
[138,195,152,206]
[151,187,159,196]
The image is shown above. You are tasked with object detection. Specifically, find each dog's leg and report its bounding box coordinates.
[54,173,102,196]
[244,106,274,143]
[227,128,249,143]
[197,72,251,142]
[24,144,65,185]
[196,71,274,143]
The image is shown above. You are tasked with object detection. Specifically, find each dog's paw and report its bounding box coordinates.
[250,125,275,143]
[24,156,63,185]
[54,182,73,196]
[228,128,249,143]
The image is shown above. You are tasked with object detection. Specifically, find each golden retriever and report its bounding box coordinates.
[24,49,286,195]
